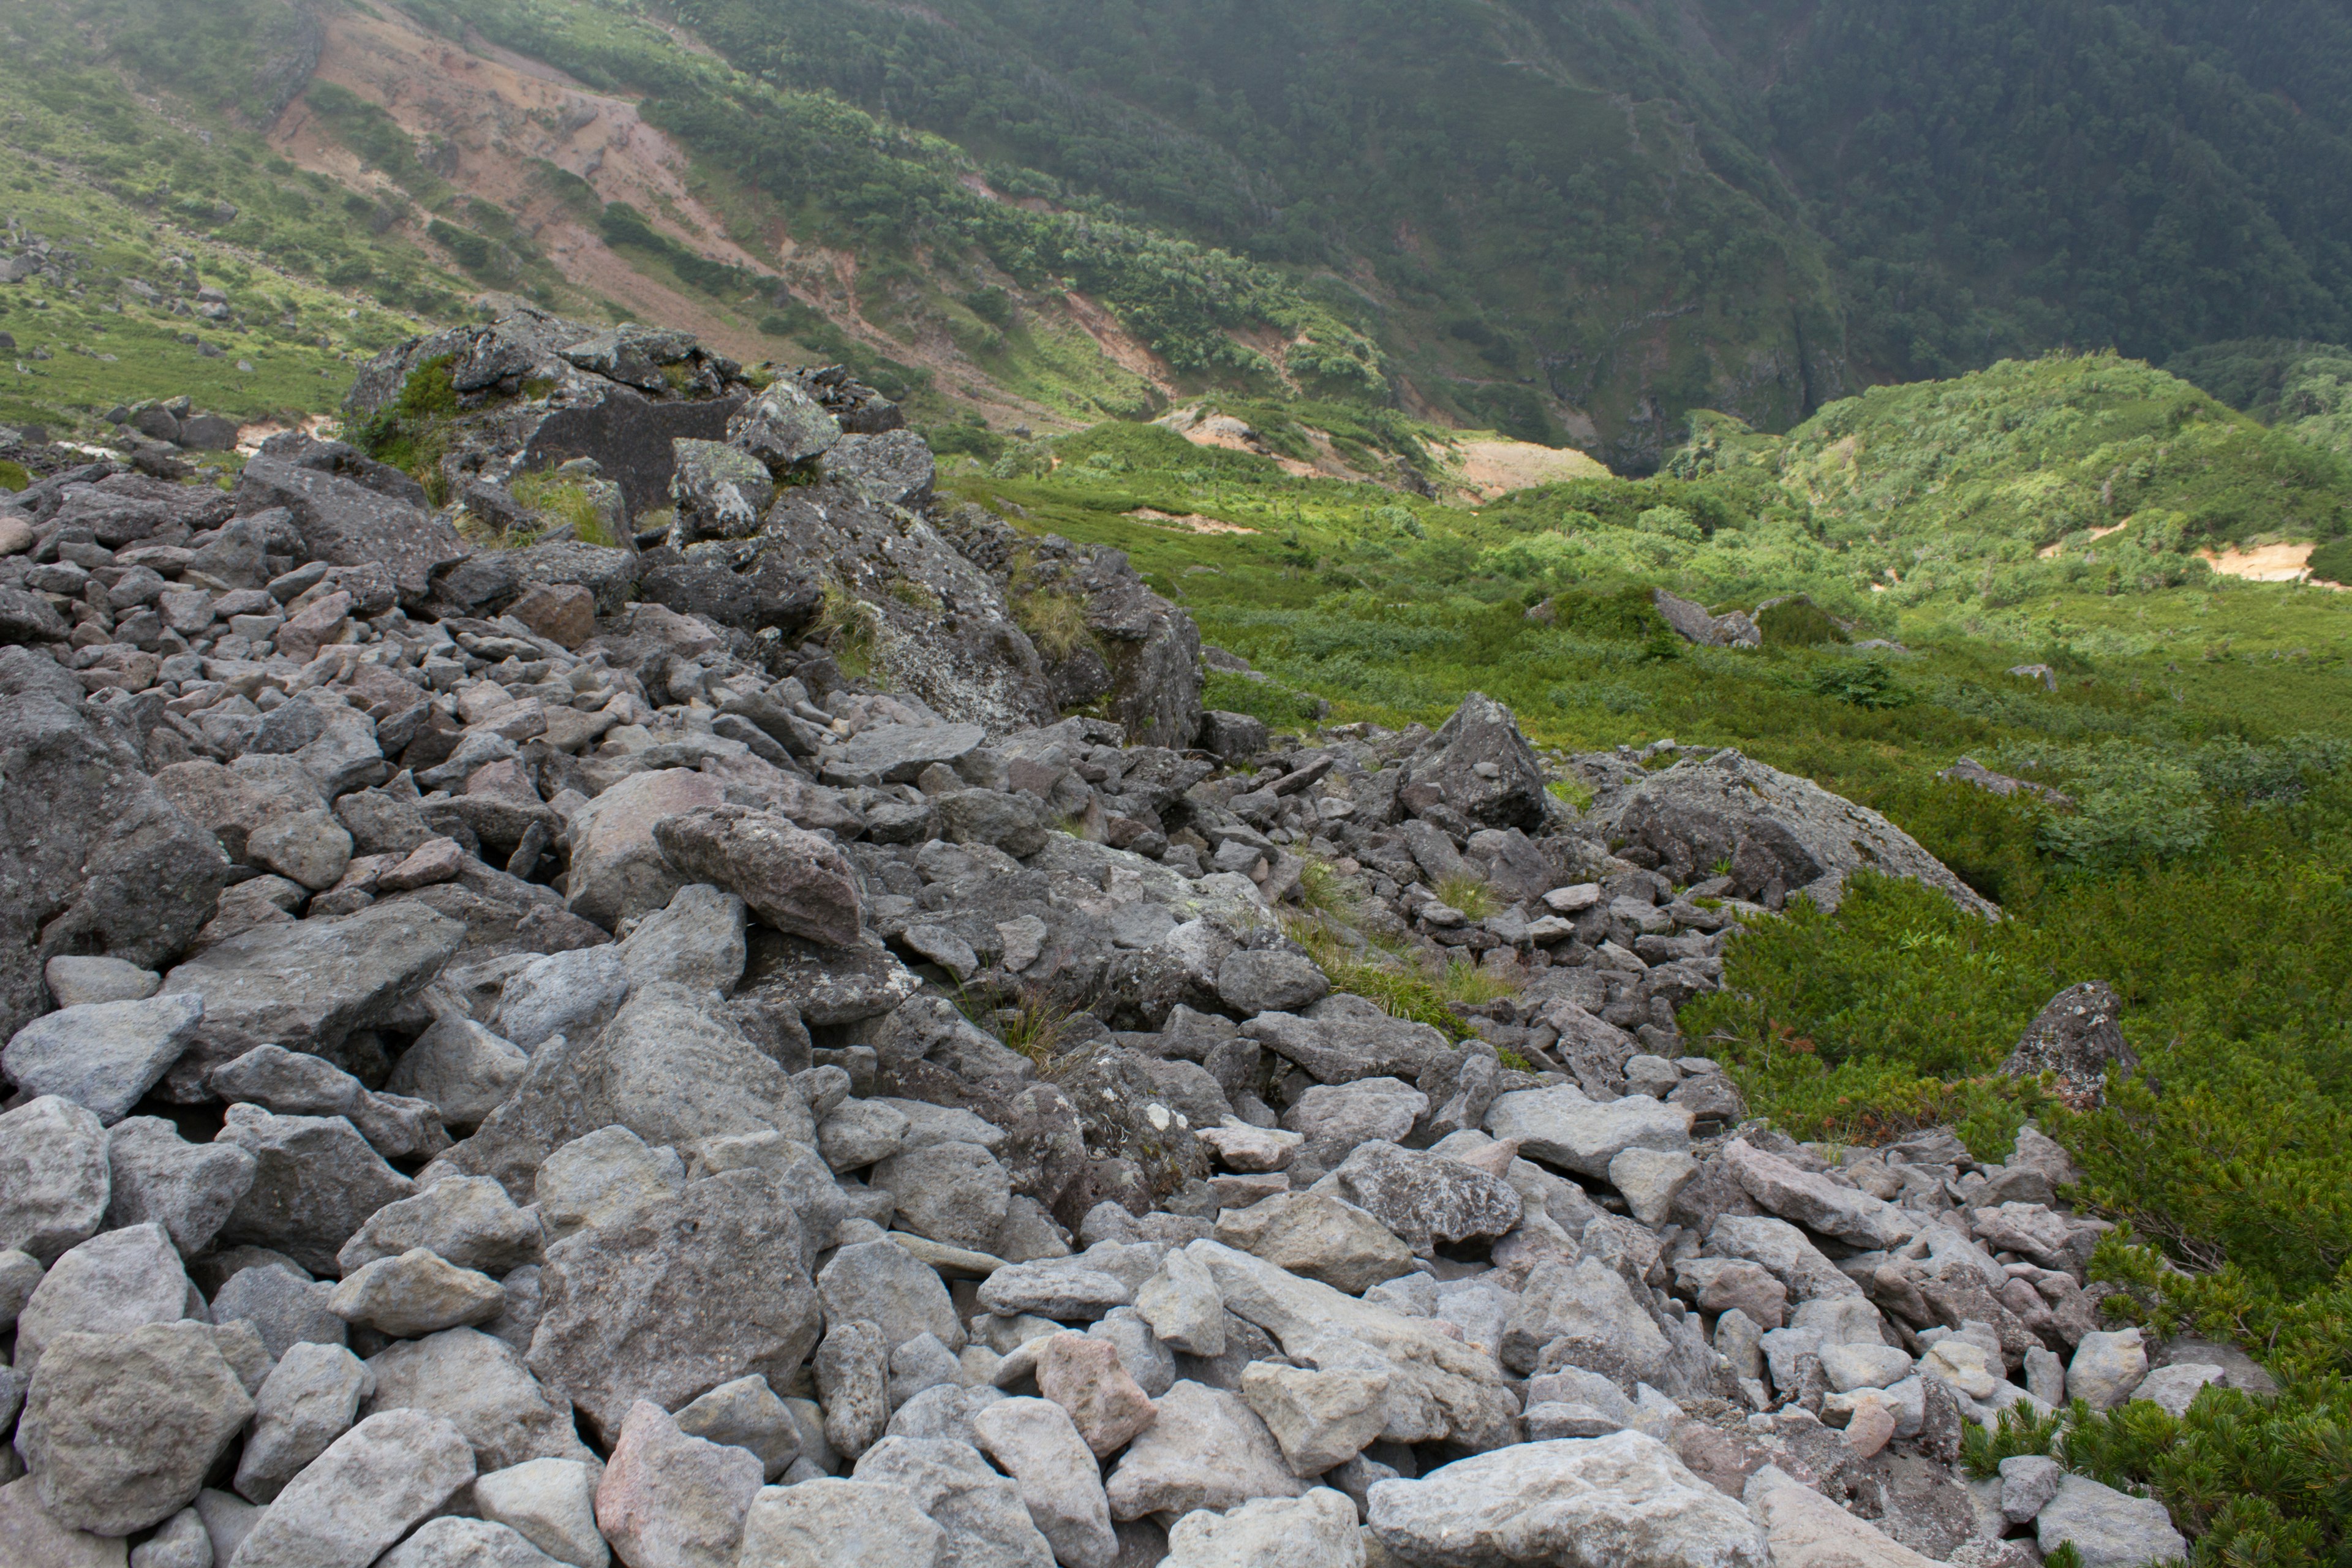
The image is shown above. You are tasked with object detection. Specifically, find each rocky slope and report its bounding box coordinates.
[0,315,2239,1567]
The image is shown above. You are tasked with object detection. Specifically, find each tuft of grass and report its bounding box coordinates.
[1961,1403,2070,1479]
[990,992,1083,1065]
[888,576,943,614]
[0,459,28,492]
[1434,873,1499,921]
[1548,778,1595,811]
[1015,587,1093,662]
[809,579,882,676]
[1438,956,1521,1007]
[1294,856,1365,924]
[508,470,617,547]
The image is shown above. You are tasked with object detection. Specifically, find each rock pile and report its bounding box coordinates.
[0,312,2221,1568]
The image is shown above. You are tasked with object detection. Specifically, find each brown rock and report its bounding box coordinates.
[377,837,467,894]
[651,804,863,948]
[507,583,598,650]
[1035,1332,1156,1459]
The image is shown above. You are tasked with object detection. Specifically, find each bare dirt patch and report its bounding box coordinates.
[1447,439,1608,500]
[2037,521,2130,559]
[1125,508,1259,535]
[2202,542,2320,582]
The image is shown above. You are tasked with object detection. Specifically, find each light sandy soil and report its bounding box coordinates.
[1061,292,1177,399]
[2037,521,2130,559]
[236,413,337,453]
[2201,541,2346,589]
[1448,438,1608,499]
[1125,508,1258,535]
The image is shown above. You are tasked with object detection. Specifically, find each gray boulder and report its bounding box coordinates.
[1163,1488,1363,1568]
[18,1321,256,1535]
[232,454,467,600]
[366,1326,596,1472]
[226,1408,478,1568]
[1591,747,1996,916]
[235,1342,375,1504]
[736,1477,944,1568]
[1321,1140,1523,1255]
[379,1517,568,1567]
[728,379,842,471]
[2036,1473,2189,1568]
[0,1095,113,1261]
[872,1140,1011,1253]
[213,1103,416,1276]
[818,1238,966,1353]
[104,1116,257,1255]
[853,1435,1056,1568]
[1104,1380,1302,1521]
[1485,1085,1692,1180]
[971,1396,1118,1568]
[16,1223,194,1378]
[1214,952,1330,1017]
[594,1400,763,1568]
[2,993,205,1123]
[157,903,467,1098]
[528,1169,824,1441]
[2002,982,2136,1109]
[674,1374,804,1481]
[338,1175,541,1276]
[652,805,864,948]
[1397,693,1553,831]
[386,1016,530,1132]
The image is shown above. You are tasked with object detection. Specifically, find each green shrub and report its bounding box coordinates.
[2310,537,2352,586]
[0,459,28,492]
[1758,597,1850,647]
[1808,658,1916,709]
[1201,669,1321,726]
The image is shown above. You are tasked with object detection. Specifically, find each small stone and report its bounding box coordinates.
[818,1238,965,1352]
[1134,1247,1226,1357]
[378,837,468,892]
[816,1319,891,1461]
[594,1400,763,1568]
[365,1326,597,1473]
[104,1117,257,1255]
[1524,1401,1624,1440]
[2000,1455,2065,1525]
[229,1409,478,1568]
[236,1343,375,1504]
[1843,1400,1898,1458]
[1194,1121,1300,1173]
[1819,1342,1913,1393]
[130,1506,212,1568]
[330,1248,506,1338]
[247,811,356,891]
[1322,1140,1523,1256]
[210,1262,346,1360]
[1606,1147,1698,1227]
[675,1374,803,1481]
[339,1176,541,1277]
[1214,951,1330,1016]
[386,1016,530,1132]
[2133,1362,2225,1417]
[0,1248,40,1329]
[1036,1332,1159,1458]
[872,1140,1012,1253]
[2068,1328,2149,1412]
[213,1103,417,1276]
[475,1458,608,1568]
[44,956,161,1009]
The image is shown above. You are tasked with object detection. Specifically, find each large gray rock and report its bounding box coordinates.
[1212,1193,1416,1296]
[2002,982,2136,1110]
[652,806,864,948]
[674,1375,803,1482]
[531,1125,687,1240]
[1242,1009,1452,1087]
[15,1223,192,1377]
[209,1045,447,1163]
[1721,1139,1918,1250]
[734,1477,944,1568]
[826,429,938,509]
[158,903,467,1098]
[1499,1256,1673,1384]
[444,983,811,1202]
[1104,1380,1303,1521]
[1322,1140,1523,1255]
[0,1474,128,1567]
[1397,693,1553,831]
[1213,952,1330,1017]
[213,1103,416,1276]
[2036,1473,2189,1568]
[2,993,205,1123]
[0,1095,112,1261]
[227,1408,478,1568]
[563,769,727,932]
[1485,1085,1692,1180]
[104,1117,257,1255]
[817,1238,966,1353]
[492,947,631,1053]
[235,1343,375,1504]
[843,723,988,785]
[853,1436,1056,1568]
[210,1262,347,1360]
[971,1396,1118,1568]
[1592,747,1997,916]
[379,1517,568,1568]
[1283,1079,1428,1176]
[618,884,747,994]
[330,1248,506,1338]
[2068,1329,2149,1412]
[728,379,842,471]
[1163,1488,1363,1568]
[872,1140,1011,1253]
[594,1400,763,1568]
[339,1175,541,1276]
[386,1016,530,1132]
[1240,1361,1391,1477]
[1366,1431,1768,1568]
[18,1321,256,1535]
[529,1168,823,1441]
[0,654,230,1044]
[232,454,468,599]
[473,1457,608,1568]
[366,1327,597,1472]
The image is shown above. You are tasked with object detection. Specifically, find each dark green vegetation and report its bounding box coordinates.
[2167,338,2352,465]
[0,0,465,433]
[611,0,2352,464]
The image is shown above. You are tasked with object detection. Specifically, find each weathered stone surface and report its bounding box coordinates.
[227,1408,477,1568]
[873,1140,1012,1253]
[104,1116,256,1255]
[618,883,747,994]
[1244,1009,1452,1088]
[675,1374,802,1482]
[728,379,842,471]
[563,769,727,932]
[1163,1488,1364,1568]
[972,1396,1119,1568]
[330,1248,506,1338]
[852,1434,1057,1568]
[232,453,467,599]
[1367,1431,1768,1568]
[379,1517,568,1567]
[132,1506,211,1568]
[236,1342,375,1504]
[1134,1246,1226,1357]
[843,723,989,785]
[978,1260,1134,1322]
[2068,1329,2149,1412]
[0,1476,127,1568]
[0,655,230,1045]
[1591,747,1996,918]
[1240,1361,1390,1476]
[1214,951,1330,1017]
[1398,693,1553,832]
[341,1175,541,1276]
[213,1103,416,1276]
[734,1477,944,1568]
[493,946,631,1052]
[0,1095,113,1261]
[18,1321,256,1535]
[1036,1331,1159,1458]
[365,1326,597,1472]
[529,1169,823,1441]
[3,993,205,1124]
[2036,1473,2189,1568]
[1499,1255,1673,1384]
[1754,1477,1947,1568]
[16,1223,192,1377]
[475,1458,608,1568]
[1213,1193,1417,1296]
[45,955,162,1009]
[1323,1140,1523,1255]
[2002,982,2137,1110]
[2134,1362,2226,1418]
[595,1400,763,1568]
[1721,1139,1918,1250]
[652,805,864,948]
[1486,1086,1693,1180]
[159,903,466,1097]
[818,1237,966,1353]
[1104,1380,1302,1520]
[386,1016,530,1132]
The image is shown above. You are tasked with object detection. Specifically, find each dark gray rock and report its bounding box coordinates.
[232,455,466,602]
[213,1103,417,1276]
[1398,692,1553,831]
[104,1115,257,1255]
[2002,981,2136,1110]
